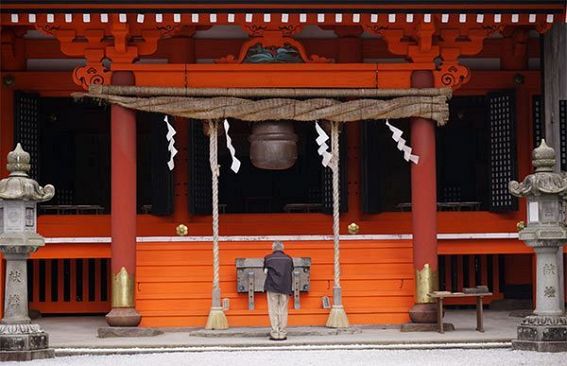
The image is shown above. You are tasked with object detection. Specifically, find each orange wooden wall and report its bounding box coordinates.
[136,240,414,327]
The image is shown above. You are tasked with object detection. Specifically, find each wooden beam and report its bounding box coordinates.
[113,63,383,88]
[543,23,567,312]
[438,239,534,255]
[544,23,567,164]
[31,243,111,259]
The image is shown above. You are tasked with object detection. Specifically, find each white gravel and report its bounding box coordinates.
[4,349,564,366]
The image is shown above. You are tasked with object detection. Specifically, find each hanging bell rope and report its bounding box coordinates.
[205,119,229,330]
[326,121,349,329]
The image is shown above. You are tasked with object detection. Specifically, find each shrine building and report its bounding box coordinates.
[0,1,566,328]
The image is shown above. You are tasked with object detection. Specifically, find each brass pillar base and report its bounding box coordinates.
[408,303,438,324]
[415,264,438,304]
[112,267,135,308]
[105,307,141,327]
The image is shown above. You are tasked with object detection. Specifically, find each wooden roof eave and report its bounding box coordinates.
[1,0,566,14]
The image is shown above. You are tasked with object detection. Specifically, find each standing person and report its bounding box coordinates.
[263,241,294,341]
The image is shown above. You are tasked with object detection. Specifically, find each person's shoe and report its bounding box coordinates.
[269,336,287,341]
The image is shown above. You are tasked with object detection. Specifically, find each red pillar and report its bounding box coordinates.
[408,70,439,323]
[106,71,141,327]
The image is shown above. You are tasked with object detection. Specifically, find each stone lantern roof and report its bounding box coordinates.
[509,140,567,197]
[0,143,55,201]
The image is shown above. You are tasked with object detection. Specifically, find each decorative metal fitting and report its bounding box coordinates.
[347,222,360,235]
[513,73,525,86]
[176,224,188,236]
[2,74,15,87]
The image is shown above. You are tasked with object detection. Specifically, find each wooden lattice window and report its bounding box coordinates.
[189,120,212,215]
[149,113,174,216]
[488,90,518,212]
[14,92,40,180]
[360,121,382,214]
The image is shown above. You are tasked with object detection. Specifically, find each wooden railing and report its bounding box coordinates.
[25,252,505,315]
[28,258,111,314]
[438,254,504,305]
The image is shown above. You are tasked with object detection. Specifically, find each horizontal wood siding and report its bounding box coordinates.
[136,240,413,327]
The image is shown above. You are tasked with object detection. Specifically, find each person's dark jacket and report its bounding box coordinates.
[263,250,294,295]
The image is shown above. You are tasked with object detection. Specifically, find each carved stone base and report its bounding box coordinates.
[0,348,55,362]
[408,303,438,323]
[0,326,54,361]
[512,340,567,352]
[105,307,141,327]
[512,315,567,352]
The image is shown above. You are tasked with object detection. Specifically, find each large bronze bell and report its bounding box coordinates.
[249,121,298,170]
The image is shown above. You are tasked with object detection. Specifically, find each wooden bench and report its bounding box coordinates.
[39,204,105,215]
[283,203,323,213]
[428,291,493,333]
[397,202,481,212]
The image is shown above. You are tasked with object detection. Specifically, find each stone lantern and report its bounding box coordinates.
[509,140,567,352]
[0,143,55,361]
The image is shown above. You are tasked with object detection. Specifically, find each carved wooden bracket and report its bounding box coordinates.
[35,16,185,89]
[366,21,505,89]
[216,25,330,64]
[73,63,111,89]
[433,62,471,88]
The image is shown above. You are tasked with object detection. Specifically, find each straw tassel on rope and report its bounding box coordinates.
[205,119,229,330]
[325,121,349,329]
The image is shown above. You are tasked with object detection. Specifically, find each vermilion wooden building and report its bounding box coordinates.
[0,1,566,328]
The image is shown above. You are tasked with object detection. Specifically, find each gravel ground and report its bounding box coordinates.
[4,348,564,366]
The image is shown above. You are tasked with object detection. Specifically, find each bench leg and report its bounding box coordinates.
[437,298,444,333]
[476,296,484,332]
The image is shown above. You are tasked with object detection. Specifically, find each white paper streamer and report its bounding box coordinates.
[385,120,419,164]
[315,122,333,167]
[164,116,177,171]
[223,119,241,173]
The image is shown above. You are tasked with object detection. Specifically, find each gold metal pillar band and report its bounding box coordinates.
[415,263,438,304]
[111,267,135,308]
